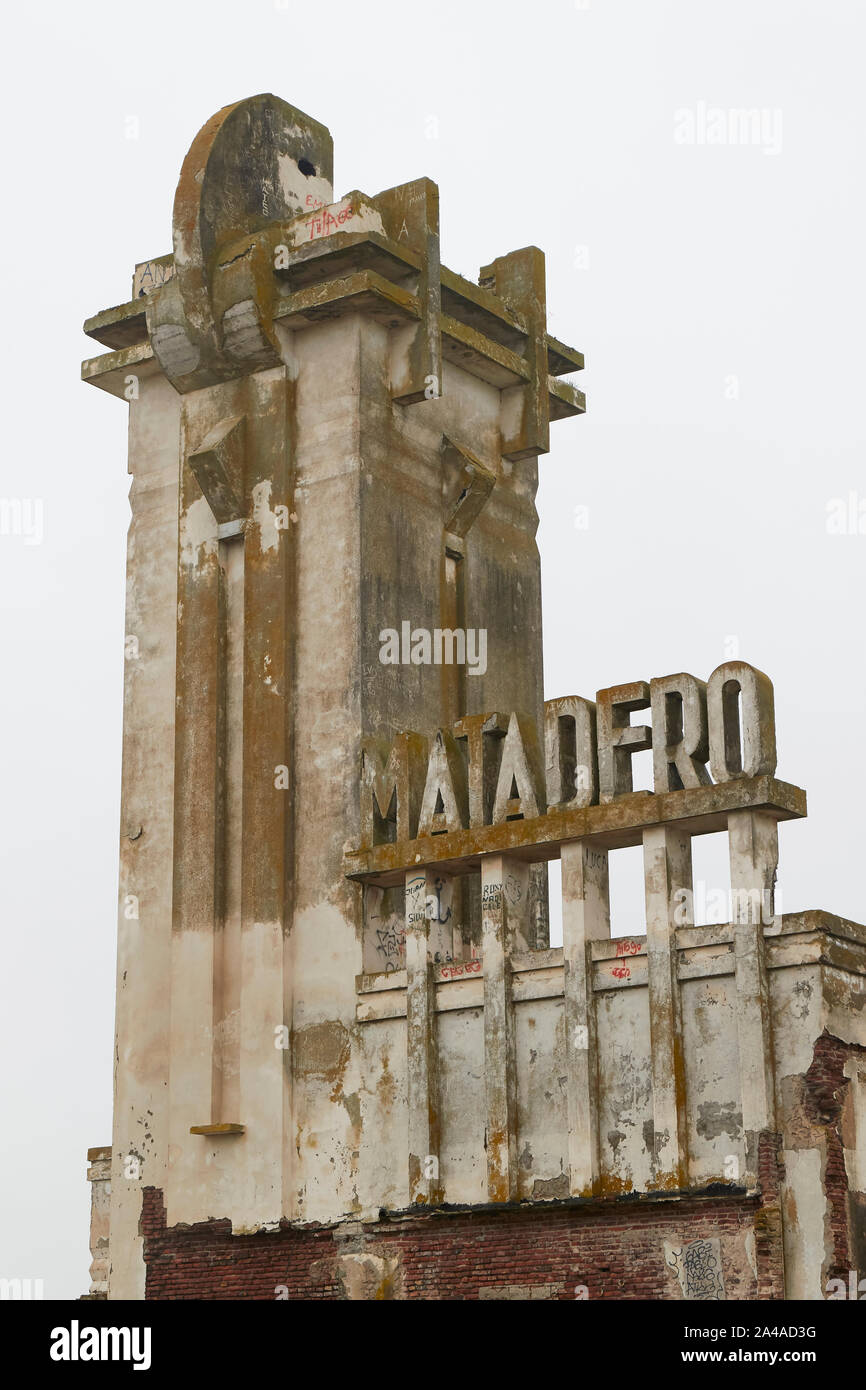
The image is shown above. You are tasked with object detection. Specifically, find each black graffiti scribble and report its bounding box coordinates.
[505,875,522,905]
[406,876,425,911]
[682,1240,723,1300]
[430,878,452,923]
[375,924,405,965]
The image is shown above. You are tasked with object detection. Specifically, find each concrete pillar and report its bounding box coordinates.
[561,841,609,1196]
[109,373,179,1298]
[168,367,292,1228]
[405,871,442,1205]
[729,809,779,1184]
[643,826,692,1189]
[481,855,530,1201]
[85,1146,111,1298]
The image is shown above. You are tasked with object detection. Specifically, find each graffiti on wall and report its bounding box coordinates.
[665,1238,726,1300]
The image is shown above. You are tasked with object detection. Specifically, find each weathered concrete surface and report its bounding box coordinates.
[86,94,568,1296]
[84,1147,111,1297]
[84,93,865,1301]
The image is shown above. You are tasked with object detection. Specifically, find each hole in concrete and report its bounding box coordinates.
[722,679,744,775]
[297,157,316,177]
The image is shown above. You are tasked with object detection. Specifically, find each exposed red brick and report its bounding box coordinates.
[141,1183,785,1301]
[802,1030,866,1284]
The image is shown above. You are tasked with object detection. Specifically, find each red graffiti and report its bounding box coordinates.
[611,965,631,980]
[615,939,641,957]
[308,205,356,241]
[439,960,482,980]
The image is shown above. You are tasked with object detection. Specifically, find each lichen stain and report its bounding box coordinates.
[293,1020,350,1080]
[607,1129,625,1155]
[376,1048,397,1113]
[784,1186,799,1228]
[697,1100,743,1141]
[340,1090,361,1130]
[598,1171,634,1196]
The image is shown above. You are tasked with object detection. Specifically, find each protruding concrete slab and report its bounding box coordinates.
[345,776,807,886]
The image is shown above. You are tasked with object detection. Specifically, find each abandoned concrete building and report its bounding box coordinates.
[82,94,866,1301]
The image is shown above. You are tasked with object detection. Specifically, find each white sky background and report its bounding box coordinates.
[0,0,863,1299]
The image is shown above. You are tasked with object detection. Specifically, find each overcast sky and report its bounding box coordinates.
[1,0,863,1299]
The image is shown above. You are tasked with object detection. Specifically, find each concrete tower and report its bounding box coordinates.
[83,95,865,1303]
[83,94,583,1298]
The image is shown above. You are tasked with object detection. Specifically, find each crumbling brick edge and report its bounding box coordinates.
[140,1175,783,1300]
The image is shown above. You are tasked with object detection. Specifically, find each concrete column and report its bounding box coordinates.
[481,855,530,1201]
[729,809,778,1184]
[643,826,692,1189]
[561,841,609,1196]
[109,373,179,1297]
[405,872,442,1205]
[237,368,293,1228]
[85,1146,112,1298]
[167,385,232,1221]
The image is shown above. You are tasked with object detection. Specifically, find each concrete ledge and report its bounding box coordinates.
[189,1124,245,1137]
[345,776,808,885]
[354,910,866,1021]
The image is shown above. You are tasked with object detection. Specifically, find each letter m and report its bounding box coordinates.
[435,629,466,666]
[729,108,762,145]
[101,1328,130,1360]
[0,1279,22,1299]
[730,887,764,925]
[360,732,427,846]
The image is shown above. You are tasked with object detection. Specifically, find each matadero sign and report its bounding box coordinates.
[359,660,778,852]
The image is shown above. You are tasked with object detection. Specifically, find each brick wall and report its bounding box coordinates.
[802,1030,866,1286]
[141,1184,783,1300]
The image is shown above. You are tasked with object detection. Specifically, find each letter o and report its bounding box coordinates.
[707,661,776,782]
